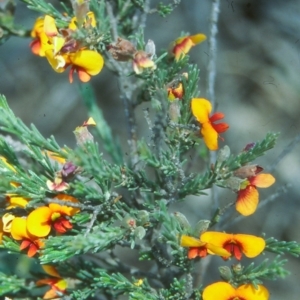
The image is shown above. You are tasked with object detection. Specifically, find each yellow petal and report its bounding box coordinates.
[206,242,231,257]
[44,15,58,37]
[11,217,29,240]
[202,282,236,300]
[69,50,104,75]
[191,98,212,123]
[52,194,80,215]
[86,11,96,27]
[45,151,66,164]
[69,16,78,30]
[201,122,218,151]
[2,213,15,232]
[236,185,259,216]
[31,17,44,38]
[237,284,269,300]
[42,265,61,278]
[7,195,29,209]
[251,174,275,188]
[201,231,232,248]
[84,117,96,126]
[38,32,53,55]
[27,207,52,237]
[55,278,67,290]
[52,36,66,54]
[189,33,207,45]
[180,235,206,247]
[45,50,68,73]
[234,234,266,258]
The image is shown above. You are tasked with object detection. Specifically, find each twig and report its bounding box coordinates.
[43,197,103,211]
[207,0,221,217]
[119,75,139,169]
[84,205,103,237]
[206,0,220,108]
[105,2,139,170]
[106,1,118,42]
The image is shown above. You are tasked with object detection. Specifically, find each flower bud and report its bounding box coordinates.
[173,212,191,230]
[219,266,232,281]
[193,220,210,236]
[169,100,181,122]
[74,126,94,146]
[137,210,149,225]
[61,161,80,179]
[145,39,156,59]
[134,226,146,240]
[108,37,136,61]
[122,215,136,229]
[233,165,263,179]
[223,177,243,191]
[217,145,230,163]
[243,142,256,152]
[232,263,243,274]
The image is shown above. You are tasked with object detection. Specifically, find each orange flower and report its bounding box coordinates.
[30,13,104,83]
[36,265,67,299]
[180,235,230,259]
[167,73,188,101]
[169,33,206,61]
[191,98,229,150]
[10,217,44,257]
[30,17,49,56]
[202,282,269,300]
[200,232,265,260]
[132,50,156,74]
[27,194,80,238]
[236,173,275,216]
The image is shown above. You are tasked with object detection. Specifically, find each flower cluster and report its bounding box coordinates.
[0,151,80,298]
[164,34,276,300]
[30,12,104,83]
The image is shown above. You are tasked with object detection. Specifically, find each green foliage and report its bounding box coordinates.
[266,237,300,257]
[0,271,26,296]
[0,0,296,299]
[227,256,289,287]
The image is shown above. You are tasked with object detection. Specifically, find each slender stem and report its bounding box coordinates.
[206,0,220,108]
[207,0,221,217]
[106,1,139,169]
[119,75,139,169]
[106,1,118,42]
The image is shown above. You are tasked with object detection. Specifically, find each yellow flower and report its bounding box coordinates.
[191,98,229,150]
[27,194,80,238]
[200,232,266,260]
[169,33,206,61]
[132,50,156,74]
[11,217,44,257]
[36,265,67,299]
[180,235,230,259]
[30,13,104,83]
[236,173,275,216]
[202,282,269,300]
